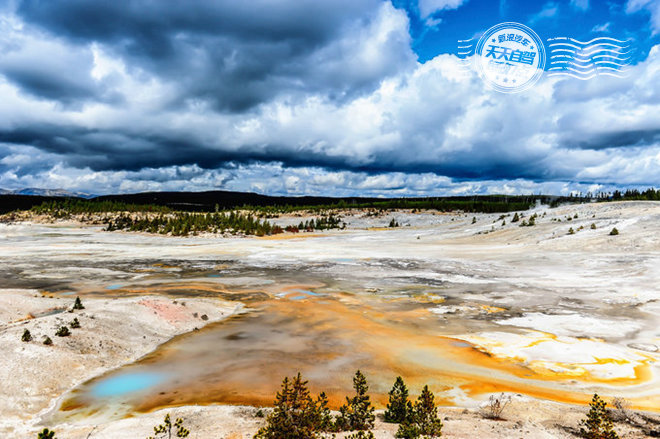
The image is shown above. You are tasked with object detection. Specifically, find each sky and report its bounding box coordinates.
[0,0,659,197]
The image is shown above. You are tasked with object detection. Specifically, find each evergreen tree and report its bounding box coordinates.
[579,394,619,439]
[255,373,326,439]
[22,328,32,342]
[148,413,190,439]
[73,296,85,310]
[37,428,56,439]
[336,370,376,431]
[414,386,443,437]
[396,385,443,438]
[384,376,411,423]
[609,228,619,236]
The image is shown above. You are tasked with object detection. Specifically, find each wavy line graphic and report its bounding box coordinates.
[546,36,632,80]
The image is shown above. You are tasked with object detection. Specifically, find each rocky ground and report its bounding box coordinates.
[0,201,659,437]
[0,289,239,437]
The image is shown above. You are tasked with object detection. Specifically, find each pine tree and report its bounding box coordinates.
[254,373,325,439]
[70,317,81,329]
[414,386,443,437]
[609,228,619,236]
[148,413,190,439]
[37,428,56,439]
[22,328,32,342]
[579,394,619,439]
[336,370,376,431]
[396,385,443,438]
[384,376,411,423]
[73,296,84,310]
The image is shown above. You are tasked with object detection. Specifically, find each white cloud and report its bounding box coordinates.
[529,2,560,24]
[591,22,611,32]
[626,0,660,35]
[1,1,660,197]
[570,0,589,11]
[418,0,467,19]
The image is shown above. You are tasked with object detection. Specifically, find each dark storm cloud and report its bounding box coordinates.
[15,0,403,111]
[1,0,660,195]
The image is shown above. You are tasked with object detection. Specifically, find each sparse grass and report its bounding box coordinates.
[481,393,511,420]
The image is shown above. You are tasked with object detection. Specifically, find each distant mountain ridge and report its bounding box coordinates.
[0,188,557,215]
[0,188,94,198]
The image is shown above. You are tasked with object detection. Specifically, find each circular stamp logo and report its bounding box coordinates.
[475,22,546,93]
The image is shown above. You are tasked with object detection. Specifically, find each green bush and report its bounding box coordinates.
[609,228,619,236]
[579,394,619,439]
[568,227,575,235]
[55,326,70,337]
[70,317,81,329]
[43,336,53,346]
[22,329,32,342]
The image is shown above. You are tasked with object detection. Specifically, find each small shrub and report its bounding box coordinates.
[22,328,32,342]
[609,228,619,236]
[347,431,375,439]
[512,213,520,222]
[591,223,597,230]
[37,428,56,439]
[254,408,265,418]
[148,413,190,439]
[471,217,476,224]
[73,296,85,310]
[481,393,511,420]
[568,227,575,235]
[70,318,81,329]
[55,326,71,337]
[610,397,631,422]
[43,336,53,345]
[579,393,619,439]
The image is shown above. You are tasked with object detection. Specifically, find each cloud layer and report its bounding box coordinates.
[0,0,659,196]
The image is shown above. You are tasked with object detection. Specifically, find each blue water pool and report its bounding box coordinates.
[106,284,123,290]
[91,372,167,398]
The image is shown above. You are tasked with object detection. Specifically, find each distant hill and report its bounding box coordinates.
[0,188,93,198]
[93,190,387,211]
